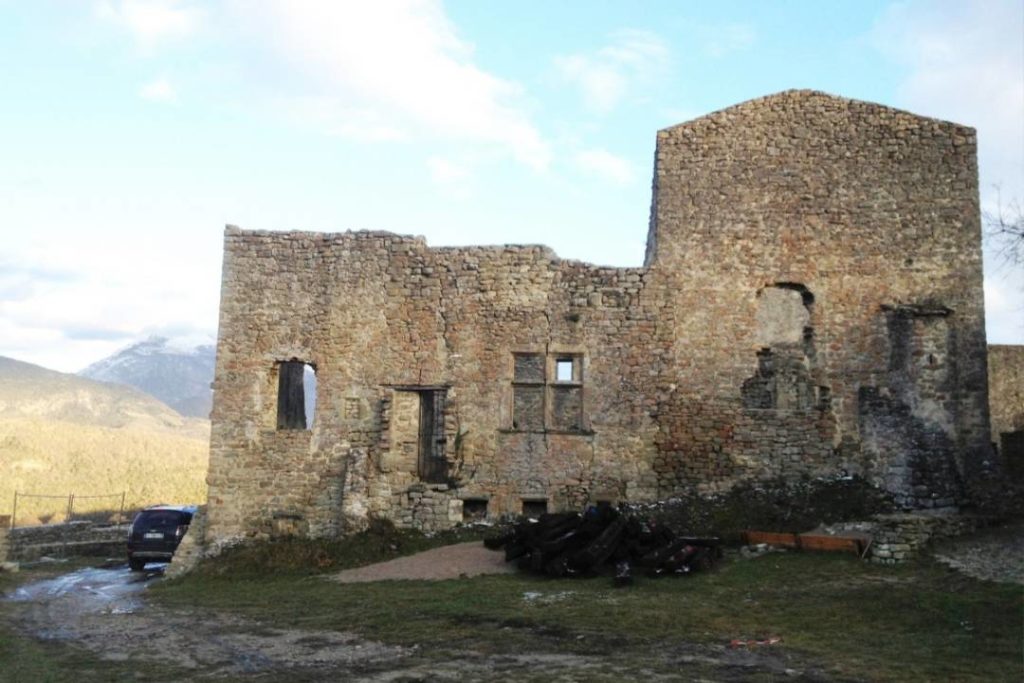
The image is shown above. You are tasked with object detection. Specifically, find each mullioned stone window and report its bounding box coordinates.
[512,352,585,432]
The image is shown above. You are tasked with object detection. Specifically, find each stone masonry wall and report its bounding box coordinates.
[203,90,993,546]
[988,345,1024,443]
[988,345,1024,480]
[647,90,989,506]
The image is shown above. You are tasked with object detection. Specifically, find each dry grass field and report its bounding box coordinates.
[0,356,209,525]
[0,417,208,525]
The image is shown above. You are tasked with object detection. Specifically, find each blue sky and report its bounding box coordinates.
[1,0,1021,372]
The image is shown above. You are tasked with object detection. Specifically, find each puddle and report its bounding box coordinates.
[6,563,166,616]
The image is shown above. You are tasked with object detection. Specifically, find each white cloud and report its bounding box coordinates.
[872,0,1024,199]
[238,0,550,169]
[139,77,177,103]
[0,243,220,372]
[97,0,204,50]
[555,29,669,113]
[575,148,635,185]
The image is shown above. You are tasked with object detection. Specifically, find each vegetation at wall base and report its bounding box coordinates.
[187,518,495,578]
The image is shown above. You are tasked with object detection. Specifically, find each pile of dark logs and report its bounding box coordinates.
[484,505,721,585]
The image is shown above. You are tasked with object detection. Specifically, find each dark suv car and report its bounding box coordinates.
[127,505,197,571]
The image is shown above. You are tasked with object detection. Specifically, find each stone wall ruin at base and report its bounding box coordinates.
[202,90,994,545]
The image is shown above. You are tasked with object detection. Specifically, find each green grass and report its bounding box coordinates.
[154,550,1023,682]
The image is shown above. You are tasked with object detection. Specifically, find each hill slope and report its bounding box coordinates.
[0,356,209,525]
[79,336,216,418]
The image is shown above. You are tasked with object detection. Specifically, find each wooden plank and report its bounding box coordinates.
[797,534,863,555]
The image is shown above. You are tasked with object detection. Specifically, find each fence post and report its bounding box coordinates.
[67,493,75,523]
[118,492,126,526]
[11,492,16,530]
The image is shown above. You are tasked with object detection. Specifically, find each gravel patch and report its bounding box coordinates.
[331,542,515,583]
[931,519,1024,585]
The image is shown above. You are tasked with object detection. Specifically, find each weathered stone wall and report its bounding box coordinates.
[869,510,979,564]
[988,345,1024,480]
[647,90,989,507]
[204,90,992,546]
[167,506,207,579]
[988,345,1024,442]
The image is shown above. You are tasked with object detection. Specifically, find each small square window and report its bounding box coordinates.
[462,499,488,522]
[522,499,548,518]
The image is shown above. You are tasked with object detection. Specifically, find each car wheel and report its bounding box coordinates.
[129,557,146,572]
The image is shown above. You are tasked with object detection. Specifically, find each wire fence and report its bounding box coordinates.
[10,491,127,529]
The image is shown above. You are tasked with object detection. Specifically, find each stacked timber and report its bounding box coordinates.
[484,505,721,584]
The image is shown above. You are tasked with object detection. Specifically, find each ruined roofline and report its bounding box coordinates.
[658,88,977,135]
[223,225,646,273]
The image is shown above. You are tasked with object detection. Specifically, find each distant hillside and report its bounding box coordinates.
[0,355,207,437]
[0,356,208,525]
[79,336,216,418]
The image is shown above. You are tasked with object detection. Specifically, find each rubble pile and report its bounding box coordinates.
[484,506,721,584]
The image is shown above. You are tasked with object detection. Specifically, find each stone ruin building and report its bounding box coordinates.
[201,90,996,546]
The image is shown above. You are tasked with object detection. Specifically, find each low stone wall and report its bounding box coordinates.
[869,510,980,564]
[0,516,10,564]
[391,483,463,531]
[6,521,129,561]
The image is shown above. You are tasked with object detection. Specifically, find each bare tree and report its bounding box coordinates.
[984,190,1024,267]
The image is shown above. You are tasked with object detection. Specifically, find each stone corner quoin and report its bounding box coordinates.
[200,89,998,547]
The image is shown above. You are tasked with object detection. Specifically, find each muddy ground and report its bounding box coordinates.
[4,521,1021,682]
[3,560,830,682]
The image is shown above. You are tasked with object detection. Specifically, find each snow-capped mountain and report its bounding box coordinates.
[80,336,216,418]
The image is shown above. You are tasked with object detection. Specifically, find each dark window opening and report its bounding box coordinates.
[522,499,548,518]
[277,361,316,430]
[418,389,448,483]
[462,498,488,521]
[1003,430,1024,483]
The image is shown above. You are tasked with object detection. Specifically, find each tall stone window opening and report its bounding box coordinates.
[742,284,822,411]
[417,389,448,484]
[512,352,585,432]
[1000,430,1023,483]
[550,355,583,431]
[276,360,317,430]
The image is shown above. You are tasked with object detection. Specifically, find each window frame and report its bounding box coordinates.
[510,351,587,433]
